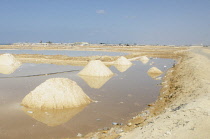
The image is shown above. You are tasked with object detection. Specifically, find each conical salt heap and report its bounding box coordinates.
[21,78,92,109]
[0,53,22,74]
[139,56,149,64]
[22,106,85,127]
[115,56,132,65]
[78,60,114,77]
[79,75,112,89]
[147,67,163,78]
[0,53,21,66]
[0,64,21,74]
[114,64,132,72]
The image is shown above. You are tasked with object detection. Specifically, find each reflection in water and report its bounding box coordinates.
[79,75,113,89]
[147,72,163,79]
[78,60,114,77]
[140,59,149,64]
[22,106,85,127]
[147,67,163,79]
[0,64,21,74]
[139,56,150,64]
[114,64,132,72]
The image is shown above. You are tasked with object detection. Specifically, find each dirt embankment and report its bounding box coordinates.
[119,49,210,139]
[4,45,189,66]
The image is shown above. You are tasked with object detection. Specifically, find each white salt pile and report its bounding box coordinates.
[0,53,21,66]
[115,56,132,65]
[0,64,21,74]
[21,78,92,109]
[114,64,132,72]
[79,75,113,89]
[147,67,163,78]
[0,53,22,74]
[139,56,149,64]
[78,60,114,77]
[148,67,163,74]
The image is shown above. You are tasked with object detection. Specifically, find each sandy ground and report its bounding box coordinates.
[2,45,210,139]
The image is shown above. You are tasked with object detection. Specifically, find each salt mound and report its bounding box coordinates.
[0,64,21,74]
[147,67,163,78]
[114,64,132,72]
[78,60,114,77]
[139,56,149,64]
[0,53,21,66]
[22,106,85,127]
[21,78,92,109]
[115,56,132,65]
[79,75,113,89]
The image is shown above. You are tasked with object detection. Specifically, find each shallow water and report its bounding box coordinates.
[0,58,175,139]
[0,50,126,57]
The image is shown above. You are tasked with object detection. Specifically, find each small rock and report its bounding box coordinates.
[127,123,132,126]
[112,122,118,125]
[116,129,124,134]
[172,104,187,111]
[148,104,154,107]
[27,111,33,114]
[77,133,83,137]
[145,110,150,114]
[96,118,101,121]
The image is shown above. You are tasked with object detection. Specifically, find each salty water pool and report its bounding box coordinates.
[0,58,175,139]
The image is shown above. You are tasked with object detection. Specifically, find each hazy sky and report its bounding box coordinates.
[0,0,210,45]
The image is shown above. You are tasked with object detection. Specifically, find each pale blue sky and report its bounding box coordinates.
[0,0,210,45]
